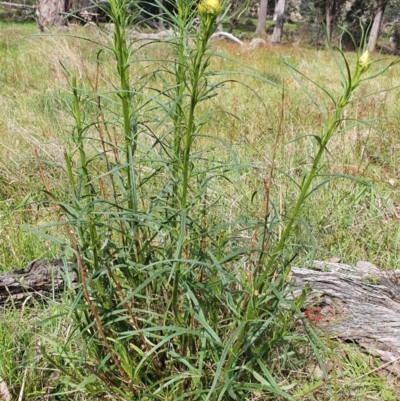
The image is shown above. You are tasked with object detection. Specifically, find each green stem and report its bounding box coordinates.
[71,78,89,196]
[112,0,137,217]
[171,14,217,325]
[256,90,352,293]
[226,60,367,373]
[180,30,209,209]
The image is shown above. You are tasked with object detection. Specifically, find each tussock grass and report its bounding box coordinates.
[1,18,400,399]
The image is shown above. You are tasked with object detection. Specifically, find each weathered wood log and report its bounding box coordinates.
[209,32,245,46]
[290,261,400,375]
[0,1,36,10]
[0,259,76,307]
[127,29,246,47]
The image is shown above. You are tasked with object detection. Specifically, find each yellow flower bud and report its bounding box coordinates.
[198,0,220,14]
[358,50,370,69]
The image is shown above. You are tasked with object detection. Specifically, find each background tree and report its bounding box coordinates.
[158,0,164,29]
[387,2,400,50]
[390,18,400,49]
[325,0,346,43]
[37,0,91,27]
[299,0,346,45]
[255,0,268,36]
[367,0,389,50]
[272,0,286,42]
[344,0,381,47]
[38,0,68,27]
[227,0,247,33]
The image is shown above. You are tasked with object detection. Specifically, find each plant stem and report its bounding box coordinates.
[171,12,218,325]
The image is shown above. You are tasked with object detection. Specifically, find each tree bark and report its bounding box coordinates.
[255,0,268,37]
[228,0,239,33]
[158,0,164,30]
[325,0,333,45]
[367,1,388,52]
[272,0,285,43]
[0,259,76,307]
[38,0,67,27]
[290,260,400,375]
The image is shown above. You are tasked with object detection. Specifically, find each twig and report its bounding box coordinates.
[17,369,27,401]
[352,355,400,382]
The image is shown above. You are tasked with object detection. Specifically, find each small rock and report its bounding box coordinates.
[248,38,267,49]
[0,377,10,401]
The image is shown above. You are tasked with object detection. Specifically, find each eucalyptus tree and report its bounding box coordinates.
[37,0,69,27]
[272,0,286,42]
[325,0,347,42]
[255,0,268,35]
[344,0,400,50]
[299,0,346,44]
[227,0,250,33]
[367,0,390,50]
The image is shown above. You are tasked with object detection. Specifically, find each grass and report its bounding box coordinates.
[1,18,400,399]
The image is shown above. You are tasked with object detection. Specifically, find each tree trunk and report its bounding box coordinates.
[228,0,240,34]
[272,0,285,43]
[255,0,268,37]
[228,18,234,34]
[216,15,223,32]
[367,1,387,52]
[38,0,67,27]
[390,14,400,51]
[325,0,332,45]
[0,259,76,307]
[158,0,164,30]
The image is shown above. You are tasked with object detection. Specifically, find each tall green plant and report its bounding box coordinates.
[35,2,397,400]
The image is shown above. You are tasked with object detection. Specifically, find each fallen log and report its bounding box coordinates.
[0,1,36,10]
[0,259,76,307]
[290,260,400,375]
[126,29,246,47]
[209,32,245,46]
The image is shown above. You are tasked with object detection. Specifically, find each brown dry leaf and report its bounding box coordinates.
[325,359,334,373]
[0,377,10,401]
[308,364,324,378]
